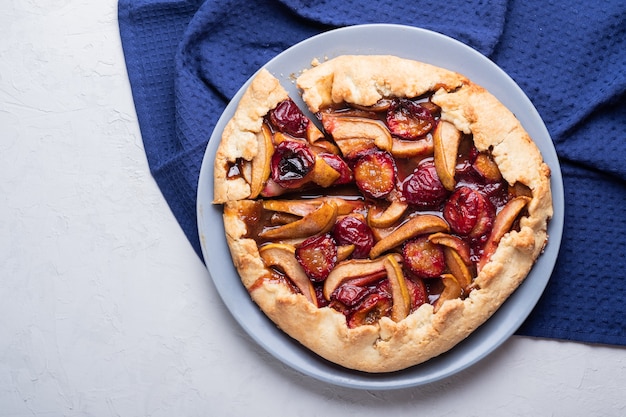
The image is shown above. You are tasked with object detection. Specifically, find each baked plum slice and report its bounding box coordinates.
[443,186,495,241]
[353,150,397,199]
[332,215,375,259]
[406,275,428,312]
[270,140,316,188]
[386,98,435,139]
[402,159,449,208]
[346,293,393,328]
[295,233,338,282]
[333,283,372,307]
[402,236,446,278]
[269,98,309,138]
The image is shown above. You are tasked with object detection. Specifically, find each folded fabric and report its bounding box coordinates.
[118,0,626,346]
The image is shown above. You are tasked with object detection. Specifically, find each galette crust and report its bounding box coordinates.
[215,55,553,373]
[213,68,288,204]
[297,54,468,112]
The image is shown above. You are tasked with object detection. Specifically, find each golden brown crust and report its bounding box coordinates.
[297,55,468,112]
[215,55,553,373]
[213,69,288,204]
[223,201,269,288]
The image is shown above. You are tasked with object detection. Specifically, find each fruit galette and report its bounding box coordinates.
[212,55,552,373]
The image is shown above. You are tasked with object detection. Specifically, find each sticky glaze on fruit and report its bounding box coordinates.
[243,96,532,328]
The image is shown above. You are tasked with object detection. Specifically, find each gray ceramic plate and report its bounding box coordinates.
[197,24,564,390]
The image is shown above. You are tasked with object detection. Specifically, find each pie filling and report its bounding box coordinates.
[228,93,534,328]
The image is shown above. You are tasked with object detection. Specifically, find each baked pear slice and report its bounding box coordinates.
[433,120,462,191]
[259,243,318,306]
[259,201,338,240]
[384,254,411,322]
[370,214,450,259]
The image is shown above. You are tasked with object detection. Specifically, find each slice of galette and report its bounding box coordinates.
[212,55,553,373]
[213,68,337,204]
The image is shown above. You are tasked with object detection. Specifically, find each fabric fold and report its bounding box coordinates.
[275,0,508,56]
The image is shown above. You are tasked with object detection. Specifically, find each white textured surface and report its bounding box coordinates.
[1,1,625,416]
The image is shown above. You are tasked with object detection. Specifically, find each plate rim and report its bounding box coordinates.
[197,23,564,390]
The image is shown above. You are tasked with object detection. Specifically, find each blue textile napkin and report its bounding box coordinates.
[118,0,626,346]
